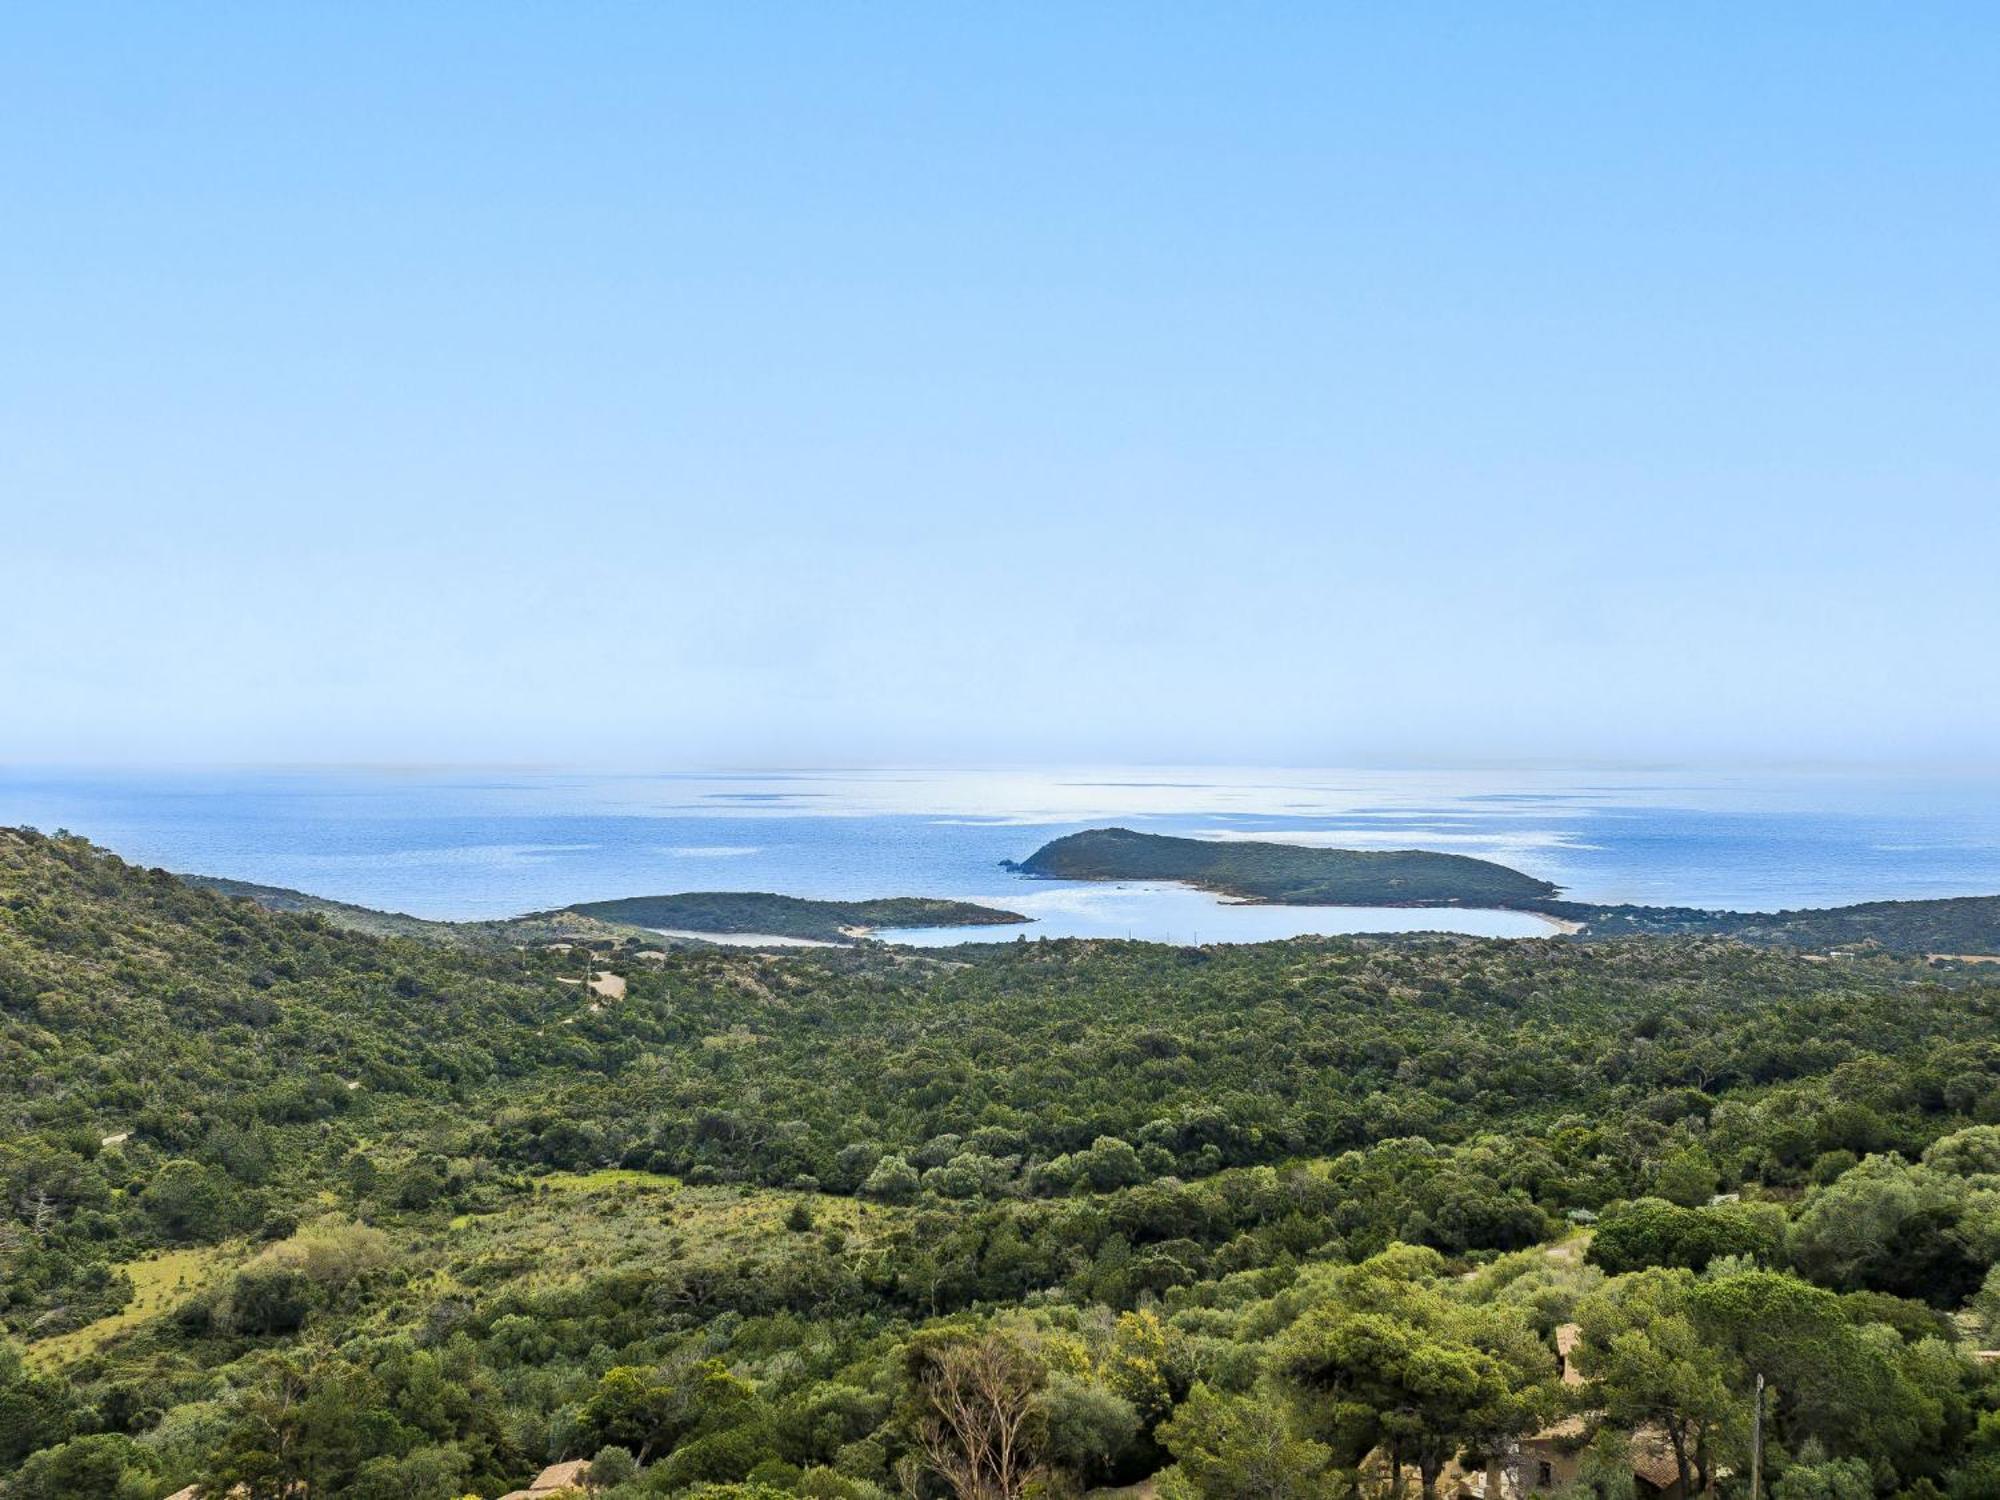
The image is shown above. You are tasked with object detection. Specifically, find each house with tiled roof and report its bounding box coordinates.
[1457,1326,1694,1500]
[496,1457,593,1500]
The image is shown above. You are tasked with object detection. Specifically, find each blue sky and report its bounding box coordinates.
[5,6,1998,767]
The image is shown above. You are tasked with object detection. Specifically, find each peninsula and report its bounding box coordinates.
[182,876,1027,947]
[1009,826,1561,907]
[1010,826,2000,954]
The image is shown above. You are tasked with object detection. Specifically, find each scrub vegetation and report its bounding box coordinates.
[10,827,2000,1497]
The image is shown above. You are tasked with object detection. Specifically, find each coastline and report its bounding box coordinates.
[1045,869,1586,935]
[648,926,846,949]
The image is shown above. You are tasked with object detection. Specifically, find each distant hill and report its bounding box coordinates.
[563,891,1028,944]
[177,832,2000,959]
[178,874,655,948]
[1548,894,2000,955]
[186,876,1026,948]
[1011,826,1563,908]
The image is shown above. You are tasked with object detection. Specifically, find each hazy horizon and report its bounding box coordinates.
[18,754,2000,777]
[17,761,2000,930]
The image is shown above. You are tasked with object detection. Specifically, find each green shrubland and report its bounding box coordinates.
[11,827,2000,1496]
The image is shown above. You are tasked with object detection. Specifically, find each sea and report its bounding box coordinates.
[6,766,2000,946]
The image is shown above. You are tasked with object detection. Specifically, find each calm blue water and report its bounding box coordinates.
[6,766,2000,944]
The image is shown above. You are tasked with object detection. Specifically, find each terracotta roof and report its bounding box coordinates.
[1524,1415,1684,1492]
[495,1457,594,1498]
[1630,1427,1682,1489]
[1555,1322,1586,1386]
[533,1459,592,1491]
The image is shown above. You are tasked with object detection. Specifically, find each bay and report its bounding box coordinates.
[6,765,2000,945]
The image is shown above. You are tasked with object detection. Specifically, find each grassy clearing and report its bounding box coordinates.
[532,1167,683,1192]
[27,1244,238,1369]
[416,1184,903,1303]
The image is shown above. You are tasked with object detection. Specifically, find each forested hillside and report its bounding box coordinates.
[1547,893,2000,953]
[10,828,2000,1498]
[175,873,656,948]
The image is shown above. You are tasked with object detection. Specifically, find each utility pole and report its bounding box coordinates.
[1750,1371,1765,1500]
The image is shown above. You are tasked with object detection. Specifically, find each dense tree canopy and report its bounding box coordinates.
[9,829,2000,1497]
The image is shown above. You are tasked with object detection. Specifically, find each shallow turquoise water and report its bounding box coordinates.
[870,881,1555,946]
[5,765,2000,943]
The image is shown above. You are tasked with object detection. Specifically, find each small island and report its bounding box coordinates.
[1008,827,2000,955]
[1010,826,1562,908]
[186,833,2000,959]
